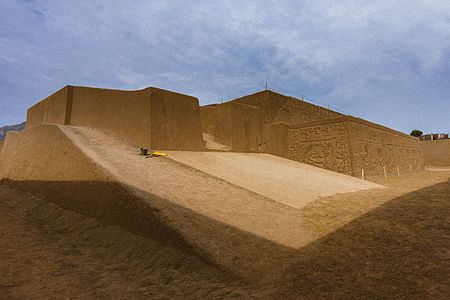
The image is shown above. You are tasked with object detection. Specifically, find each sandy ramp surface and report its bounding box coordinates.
[165,151,382,208]
[1,125,450,298]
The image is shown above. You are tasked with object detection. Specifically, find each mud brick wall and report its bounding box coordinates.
[25,85,204,150]
[421,139,450,166]
[272,116,423,176]
[348,118,423,176]
[232,90,342,126]
[283,117,353,175]
[200,102,263,152]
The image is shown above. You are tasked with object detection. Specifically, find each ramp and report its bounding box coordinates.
[0,124,382,282]
[165,151,382,208]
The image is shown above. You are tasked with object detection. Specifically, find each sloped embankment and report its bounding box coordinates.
[0,124,379,284]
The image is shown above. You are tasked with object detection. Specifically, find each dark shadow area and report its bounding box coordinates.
[0,178,297,285]
[2,178,449,298]
[280,179,450,299]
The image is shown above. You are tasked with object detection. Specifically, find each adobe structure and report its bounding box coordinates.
[201,90,424,176]
[26,85,204,150]
[8,85,425,177]
[421,139,450,167]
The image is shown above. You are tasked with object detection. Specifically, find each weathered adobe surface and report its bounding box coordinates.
[269,116,423,176]
[201,91,422,176]
[0,124,382,284]
[2,152,449,299]
[200,90,342,152]
[422,139,450,167]
[26,85,204,150]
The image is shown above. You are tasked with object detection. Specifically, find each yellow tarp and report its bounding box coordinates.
[151,151,168,157]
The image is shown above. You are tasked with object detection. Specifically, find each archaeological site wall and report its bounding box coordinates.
[200,90,343,152]
[25,86,204,150]
[422,139,450,166]
[200,105,217,134]
[200,102,263,152]
[268,116,423,176]
[347,118,423,176]
[149,87,203,150]
[232,90,343,125]
[69,86,153,147]
[26,86,71,129]
[0,141,3,154]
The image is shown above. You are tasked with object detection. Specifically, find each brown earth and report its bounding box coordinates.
[1,170,449,299]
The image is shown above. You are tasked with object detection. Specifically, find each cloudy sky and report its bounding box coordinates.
[1,0,449,134]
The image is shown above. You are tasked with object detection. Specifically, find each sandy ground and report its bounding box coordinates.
[1,170,449,299]
[165,150,381,208]
[0,185,255,299]
[1,126,449,298]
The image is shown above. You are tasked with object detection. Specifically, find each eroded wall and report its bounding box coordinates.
[271,116,423,176]
[0,141,3,154]
[26,87,70,129]
[202,102,263,152]
[232,90,342,125]
[150,88,204,150]
[283,117,353,175]
[348,118,423,176]
[422,140,450,166]
[202,90,342,152]
[69,87,153,147]
[229,102,263,152]
[200,105,217,134]
[25,86,204,150]
[215,104,232,147]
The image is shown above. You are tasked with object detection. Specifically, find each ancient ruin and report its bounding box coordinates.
[1,85,449,298]
[201,90,425,176]
[26,86,204,150]
[18,85,431,178]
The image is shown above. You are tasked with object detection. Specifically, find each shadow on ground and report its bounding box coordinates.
[280,178,450,299]
[1,177,449,298]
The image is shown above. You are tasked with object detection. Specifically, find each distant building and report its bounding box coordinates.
[420,133,449,141]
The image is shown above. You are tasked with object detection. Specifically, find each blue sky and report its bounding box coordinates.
[1,0,449,134]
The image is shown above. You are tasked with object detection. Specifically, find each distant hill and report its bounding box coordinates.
[0,122,26,141]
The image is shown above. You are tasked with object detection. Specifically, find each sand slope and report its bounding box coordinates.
[165,151,382,208]
[1,125,449,298]
[0,125,381,281]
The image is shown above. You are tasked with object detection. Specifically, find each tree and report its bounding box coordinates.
[410,129,423,137]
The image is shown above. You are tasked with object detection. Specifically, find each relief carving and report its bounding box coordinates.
[286,122,351,174]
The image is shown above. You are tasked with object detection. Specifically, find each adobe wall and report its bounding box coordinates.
[0,141,3,154]
[348,118,423,176]
[422,139,450,166]
[200,105,217,134]
[150,87,204,150]
[26,86,70,129]
[200,90,342,152]
[201,102,263,152]
[271,116,423,176]
[229,102,263,152]
[69,86,153,147]
[267,122,288,157]
[232,90,342,125]
[282,117,353,174]
[215,104,232,147]
[25,86,204,150]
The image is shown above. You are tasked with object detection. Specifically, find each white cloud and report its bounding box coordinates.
[0,0,449,132]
